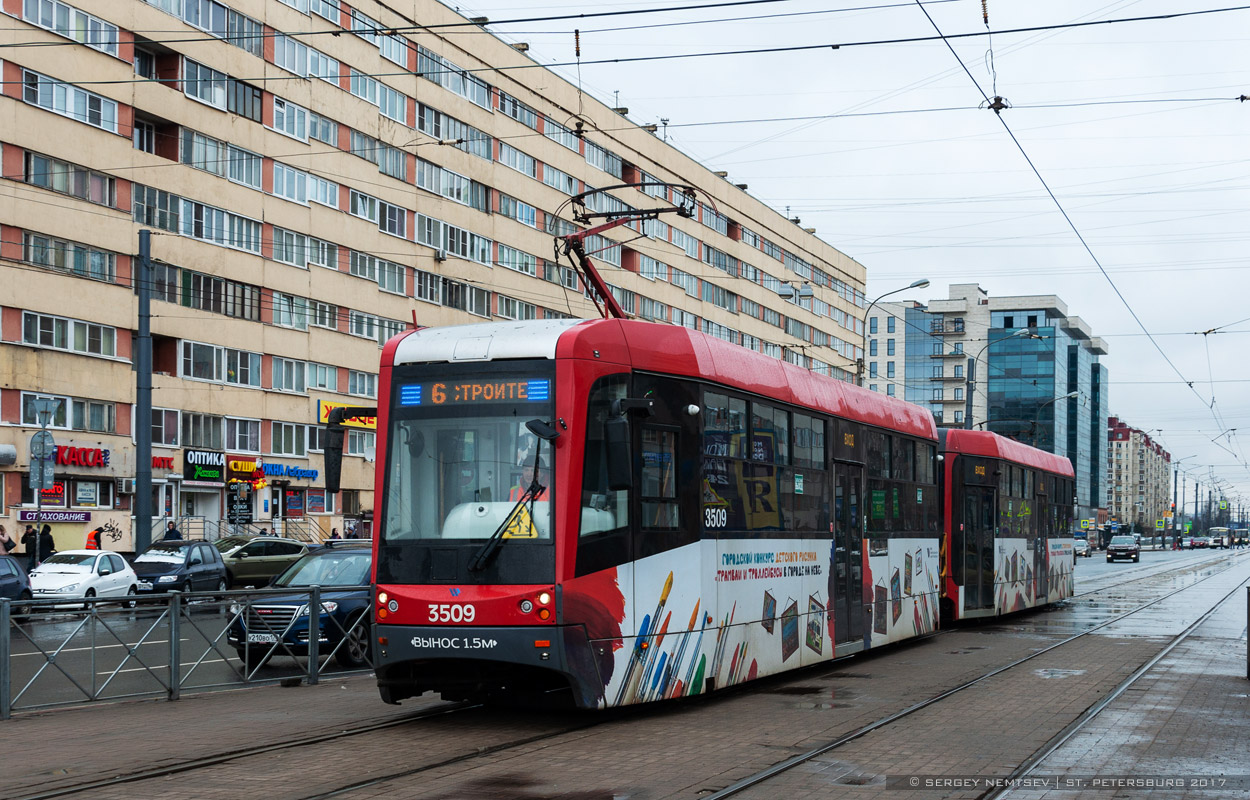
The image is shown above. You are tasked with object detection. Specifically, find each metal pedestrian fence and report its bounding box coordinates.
[1,586,373,719]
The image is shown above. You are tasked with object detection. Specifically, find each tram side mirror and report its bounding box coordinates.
[525,419,561,442]
[605,417,632,491]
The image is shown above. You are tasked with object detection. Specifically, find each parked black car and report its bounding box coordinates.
[0,553,33,618]
[227,541,372,668]
[133,540,229,593]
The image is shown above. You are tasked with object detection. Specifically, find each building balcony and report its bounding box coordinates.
[933,396,967,404]
[930,350,967,359]
[929,374,966,382]
[929,321,966,336]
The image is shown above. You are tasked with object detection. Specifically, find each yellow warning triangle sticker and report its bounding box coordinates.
[502,503,538,539]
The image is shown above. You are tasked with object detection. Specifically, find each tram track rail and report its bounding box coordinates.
[980,570,1250,800]
[701,552,1250,799]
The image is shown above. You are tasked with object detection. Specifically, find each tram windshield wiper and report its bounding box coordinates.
[468,420,557,571]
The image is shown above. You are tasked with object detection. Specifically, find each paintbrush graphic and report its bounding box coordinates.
[612,612,651,707]
[676,612,713,698]
[636,610,671,702]
[660,600,700,700]
[620,571,673,705]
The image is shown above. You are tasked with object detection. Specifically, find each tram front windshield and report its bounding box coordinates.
[381,365,556,554]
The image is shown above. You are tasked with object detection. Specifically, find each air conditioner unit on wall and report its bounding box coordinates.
[117,478,136,494]
[434,249,447,262]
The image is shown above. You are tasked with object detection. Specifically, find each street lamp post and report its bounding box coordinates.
[1029,390,1080,449]
[964,328,1031,429]
[1171,455,1195,549]
[856,279,929,386]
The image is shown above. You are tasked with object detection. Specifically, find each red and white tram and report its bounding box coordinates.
[330,318,1073,709]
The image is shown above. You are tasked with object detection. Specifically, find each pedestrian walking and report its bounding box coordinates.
[329,528,341,540]
[163,521,182,540]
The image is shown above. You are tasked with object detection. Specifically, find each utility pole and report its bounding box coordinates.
[1172,463,1179,549]
[134,230,154,555]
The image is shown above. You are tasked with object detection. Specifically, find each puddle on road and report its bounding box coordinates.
[1035,668,1087,679]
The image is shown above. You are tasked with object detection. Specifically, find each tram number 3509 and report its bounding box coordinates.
[428,603,477,622]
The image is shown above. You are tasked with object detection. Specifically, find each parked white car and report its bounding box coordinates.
[28,550,139,607]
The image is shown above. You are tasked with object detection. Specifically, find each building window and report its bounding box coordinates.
[273,35,308,75]
[273,97,308,140]
[182,60,226,109]
[23,69,118,131]
[869,384,878,393]
[312,302,338,329]
[497,244,538,277]
[379,201,406,238]
[24,0,119,55]
[22,312,116,356]
[349,191,378,223]
[886,362,895,378]
[932,388,943,401]
[134,120,156,153]
[182,412,224,449]
[153,408,180,446]
[271,422,306,456]
[887,317,896,333]
[21,392,69,429]
[25,152,115,207]
[307,362,336,391]
[228,79,262,122]
[869,317,878,334]
[272,357,306,393]
[954,387,964,400]
[954,410,964,424]
[887,339,896,356]
[272,292,309,330]
[225,417,260,452]
[272,163,308,204]
[497,296,536,321]
[377,259,405,294]
[348,371,377,398]
[869,362,878,378]
[346,429,375,457]
[23,232,115,282]
[869,340,878,357]
[498,143,537,178]
[180,340,261,386]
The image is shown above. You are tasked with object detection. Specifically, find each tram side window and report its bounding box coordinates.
[641,426,679,529]
[579,374,629,538]
[866,430,890,479]
[751,402,788,464]
[704,391,748,459]
[785,413,829,534]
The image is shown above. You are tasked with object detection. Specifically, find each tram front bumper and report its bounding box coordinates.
[374,624,603,708]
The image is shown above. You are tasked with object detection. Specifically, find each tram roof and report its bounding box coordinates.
[388,319,937,440]
[941,429,1075,477]
[562,319,937,441]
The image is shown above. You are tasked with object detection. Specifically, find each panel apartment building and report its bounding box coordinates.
[1106,417,1171,534]
[0,0,871,551]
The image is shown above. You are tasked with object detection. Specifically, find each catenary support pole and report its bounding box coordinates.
[135,230,154,555]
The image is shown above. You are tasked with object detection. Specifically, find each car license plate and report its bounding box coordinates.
[247,633,278,644]
[138,581,152,589]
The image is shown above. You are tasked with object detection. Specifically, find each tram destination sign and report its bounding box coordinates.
[397,378,551,407]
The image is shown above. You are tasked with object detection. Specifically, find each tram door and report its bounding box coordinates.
[832,463,864,644]
[962,487,996,610]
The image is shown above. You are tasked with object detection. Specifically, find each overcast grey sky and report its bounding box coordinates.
[456,0,1250,501]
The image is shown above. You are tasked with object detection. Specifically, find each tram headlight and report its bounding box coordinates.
[538,592,551,605]
[377,592,388,605]
[520,599,534,613]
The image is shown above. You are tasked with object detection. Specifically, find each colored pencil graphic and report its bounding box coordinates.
[645,651,668,702]
[689,653,706,695]
[711,602,737,681]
